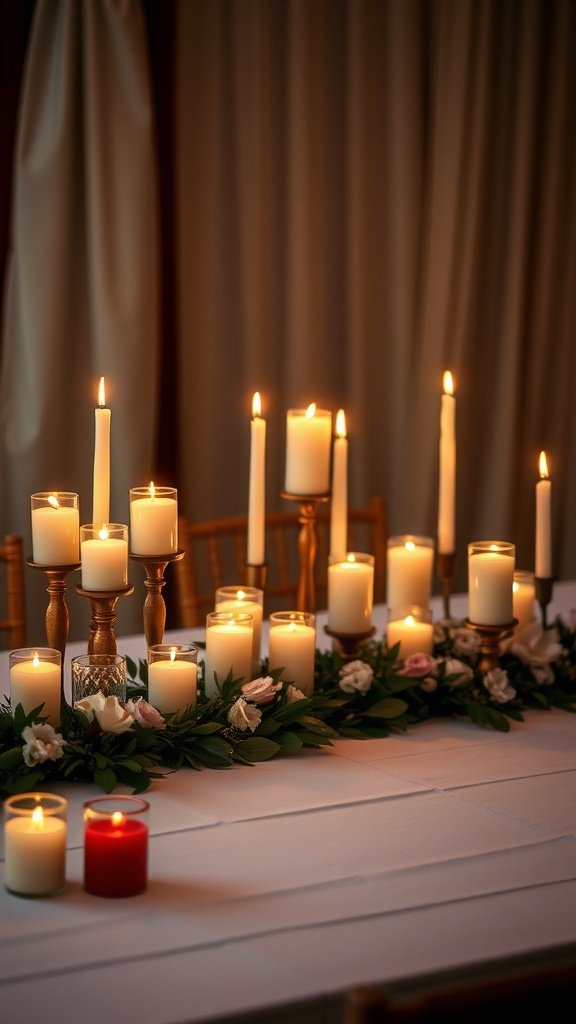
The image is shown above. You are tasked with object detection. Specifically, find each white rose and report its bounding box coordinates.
[509,621,561,685]
[21,723,66,767]
[339,660,374,695]
[286,684,307,703]
[75,691,134,734]
[483,667,516,704]
[441,658,474,685]
[227,697,262,732]
[75,691,106,721]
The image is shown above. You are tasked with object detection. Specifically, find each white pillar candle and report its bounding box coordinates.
[4,795,67,897]
[438,371,456,554]
[216,587,263,675]
[129,483,178,555]
[468,541,515,625]
[148,645,198,713]
[81,525,128,591]
[31,492,79,565]
[92,376,111,527]
[268,612,316,695]
[330,409,348,560]
[285,404,332,495]
[328,553,374,634]
[247,392,266,566]
[204,612,253,698]
[387,614,433,659]
[9,649,61,726]
[387,536,434,611]
[513,571,536,632]
[535,451,552,578]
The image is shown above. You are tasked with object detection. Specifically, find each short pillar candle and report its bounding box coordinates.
[147,644,198,713]
[4,793,67,897]
[204,611,254,698]
[386,608,433,659]
[468,541,515,625]
[268,611,316,696]
[80,524,128,591]
[129,483,178,555]
[31,492,80,565]
[328,552,375,634]
[215,586,263,675]
[387,536,434,611]
[513,571,536,632]
[285,405,332,495]
[83,795,149,898]
[9,648,61,726]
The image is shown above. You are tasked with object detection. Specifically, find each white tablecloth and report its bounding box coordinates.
[1,583,576,1023]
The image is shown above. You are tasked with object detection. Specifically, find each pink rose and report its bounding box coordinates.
[401,653,437,678]
[125,696,167,729]
[241,676,282,705]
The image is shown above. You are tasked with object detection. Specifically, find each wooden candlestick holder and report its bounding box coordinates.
[246,562,267,593]
[27,560,80,701]
[437,551,456,620]
[464,618,518,673]
[130,550,184,649]
[76,584,134,656]
[535,577,554,630]
[324,625,376,663]
[280,491,330,614]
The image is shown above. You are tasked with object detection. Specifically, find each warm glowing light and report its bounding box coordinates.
[32,806,44,828]
[98,527,109,541]
[539,451,549,480]
[489,544,500,552]
[346,554,356,564]
[443,370,454,396]
[513,581,520,594]
[169,647,177,663]
[148,481,156,499]
[305,403,316,419]
[32,652,40,668]
[405,540,416,552]
[98,376,106,407]
[252,392,262,418]
[336,409,347,438]
[236,590,246,601]
[47,495,60,509]
[405,615,416,628]
[112,812,124,827]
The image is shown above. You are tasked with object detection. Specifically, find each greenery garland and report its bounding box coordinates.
[1,616,575,798]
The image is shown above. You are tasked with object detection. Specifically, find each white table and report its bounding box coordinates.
[1,584,576,1023]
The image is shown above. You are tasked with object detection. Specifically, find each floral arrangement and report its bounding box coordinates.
[1,616,575,798]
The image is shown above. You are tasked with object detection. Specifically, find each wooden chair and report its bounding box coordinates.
[173,497,387,626]
[0,534,27,649]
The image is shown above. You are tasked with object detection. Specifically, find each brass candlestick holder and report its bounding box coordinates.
[324,625,376,663]
[76,584,134,656]
[130,550,184,649]
[437,551,456,620]
[281,490,330,613]
[246,562,267,592]
[27,560,80,698]
[465,618,518,673]
[535,576,554,630]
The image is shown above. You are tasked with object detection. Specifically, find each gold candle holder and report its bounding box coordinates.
[246,562,268,592]
[280,491,330,614]
[464,617,517,673]
[535,576,554,630]
[27,560,80,700]
[324,625,375,663]
[76,584,134,656]
[129,550,184,649]
[437,551,456,620]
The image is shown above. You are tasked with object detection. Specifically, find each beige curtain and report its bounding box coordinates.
[0,0,159,639]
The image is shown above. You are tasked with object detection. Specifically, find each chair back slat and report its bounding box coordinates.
[0,534,27,649]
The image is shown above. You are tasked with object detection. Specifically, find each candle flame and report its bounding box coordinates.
[405,540,416,552]
[32,652,40,668]
[32,805,44,828]
[512,581,519,594]
[169,646,177,662]
[539,451,549,479]
[405,615,415,627]
[148,481,156,499]
[99,527,109,541]
[98,376,106,407]
[489,544,500,552]
[112,811,124,826]
[346,553,356,563]
[305,403,316,419]
[236,590,246,601]
[443,371,454,396]
[47,494,60,510]
[252,392,262,418]
[336,409,347,439]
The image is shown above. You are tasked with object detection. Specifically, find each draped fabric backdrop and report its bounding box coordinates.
[1,0,575,641]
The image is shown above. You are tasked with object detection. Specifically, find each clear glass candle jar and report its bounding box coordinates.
[30,492,79,566]
[147,643,199,713]
[83,795,150,898]
[71,653,127,704]
[4,793,67,897]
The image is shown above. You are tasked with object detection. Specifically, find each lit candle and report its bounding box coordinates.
[4,794,67,897]
[330,409,348,560]
[215,586,263,675]
[147,644,198,713]
[9,648,61,725]
[468,541,515,625]
[80,525,128,591]
[204,611,253,698]
[31,492,79,565]
[268,612,316,695]
[387,613,433,659]
[247,392,266,566]
[83,796,149,897]
[92,376,111,527]
[535,451,552,579]
[513,571,536,631]
[438,370,456,554]
[285,404,332,495]
[328,552,374,634]
[129,482,178,555]
[387,536,434,611]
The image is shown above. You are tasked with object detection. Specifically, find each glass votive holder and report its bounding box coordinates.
[513,570,536,632]
[386,606,434,660]
[129,484,178,555]
[83,795,149,898]
[215,585,264,675]
[284,406,333,495]
[468,540,515,626]
[268,611,316,695]
[203,610,254,698]
[71,653,127,705]
[9,647,61,726]
[386,535,434,611]
[147,643,199,714]
[4,793,67,897]
[327,552,375,634]
[30,491,79,566]
[80,523,128,591]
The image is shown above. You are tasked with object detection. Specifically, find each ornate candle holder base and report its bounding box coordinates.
[129,550,184,649]
[76,584,135,656]
[437,551,456,620]
[465,618,518,674]
[27,560,81,704]
[246,562,267,592]
[324,625,376,663]
[535,576,554,630]
[281,490,330,614]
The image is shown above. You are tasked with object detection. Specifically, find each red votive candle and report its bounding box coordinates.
[83,795,149,897]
